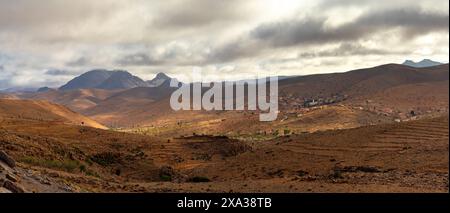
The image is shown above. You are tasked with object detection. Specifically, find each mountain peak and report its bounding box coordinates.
[402,59,443,68]
[96,70,148,90]
[59,70,114,91]
[155,72,170,80]
[59,69,148,91]
[37,87,53,92]
[147,72,172,87]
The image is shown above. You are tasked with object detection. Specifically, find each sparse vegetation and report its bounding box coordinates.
[20,156,80,172]
[331,169,343,179]
[79,164,87,172]
[160,175,172,182]
[273,129,279,136]
[284,128,291,135]
[85,169,100,178]
[90,152,121,166]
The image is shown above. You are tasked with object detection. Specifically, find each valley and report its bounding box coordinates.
[0,63,448,193]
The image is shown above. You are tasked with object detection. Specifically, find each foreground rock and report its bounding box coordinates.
[3,180,25,193]
[0,151,15,168]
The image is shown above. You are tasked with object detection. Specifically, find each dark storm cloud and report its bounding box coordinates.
[208,7,449,63]
[251,8,448,47]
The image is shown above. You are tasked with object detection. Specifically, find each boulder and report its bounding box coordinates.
[6,173,18,182]
[0,151,15,168]
[3,180,25,193]
[0,187,12,193]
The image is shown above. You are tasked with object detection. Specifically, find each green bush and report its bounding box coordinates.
[160,175,172,182]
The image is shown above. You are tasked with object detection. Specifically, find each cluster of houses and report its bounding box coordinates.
[279,93,348,110]
[302,94,348,108]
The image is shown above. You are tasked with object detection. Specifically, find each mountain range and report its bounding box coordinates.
[2,60,448,128]
[59,70,173,91]
[15,62,446,127]
[1,61,448,193]
[402,59,443,68]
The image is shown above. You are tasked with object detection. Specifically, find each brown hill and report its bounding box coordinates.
[0,93,19,100]
[80,64,448,129]
[348,80,449,117]
[0,99,107,129]
[1,111,447,192]
[279,64,448,98]
[7,63,448,131]
[21,88,122,112]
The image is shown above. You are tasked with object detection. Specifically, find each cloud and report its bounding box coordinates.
[44,69,71,76]
[116,53,163,66]
[152,0,253,28]
[0,0,123,30]
[0,1,448,88]
[0,79,11,89]
[298,42,408,58]
[251,8,448,47]
[317,0,449,10]
[65,57,90,67]
[208,7,448,63]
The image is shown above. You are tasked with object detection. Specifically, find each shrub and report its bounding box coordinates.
[90,152,121,166]
[79,164,87,172]
[160,175,172,182]
[115,168,121,176]
[331,170,343,179]
[273,130,279,136]
[85,169,100,178]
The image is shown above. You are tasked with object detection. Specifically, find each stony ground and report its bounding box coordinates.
[0,115,448,193]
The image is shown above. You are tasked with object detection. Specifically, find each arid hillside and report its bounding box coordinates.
[0,63,447,193]
[80,64,448,135]
[0,99,107,129]
[279,64,448,98]
[15,64,448,131]
[21,88,121,112]
[0,114,447,192]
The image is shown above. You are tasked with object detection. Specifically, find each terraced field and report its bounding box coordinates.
[189,116,449,192]
[374,118,449,144]
[1,109,448,192]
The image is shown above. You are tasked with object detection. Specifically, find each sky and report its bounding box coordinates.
[0,0,449,89]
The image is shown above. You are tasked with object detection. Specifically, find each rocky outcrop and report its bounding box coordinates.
[0,150,25,193]
[3,180,25,193]
[0,151,15,168]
